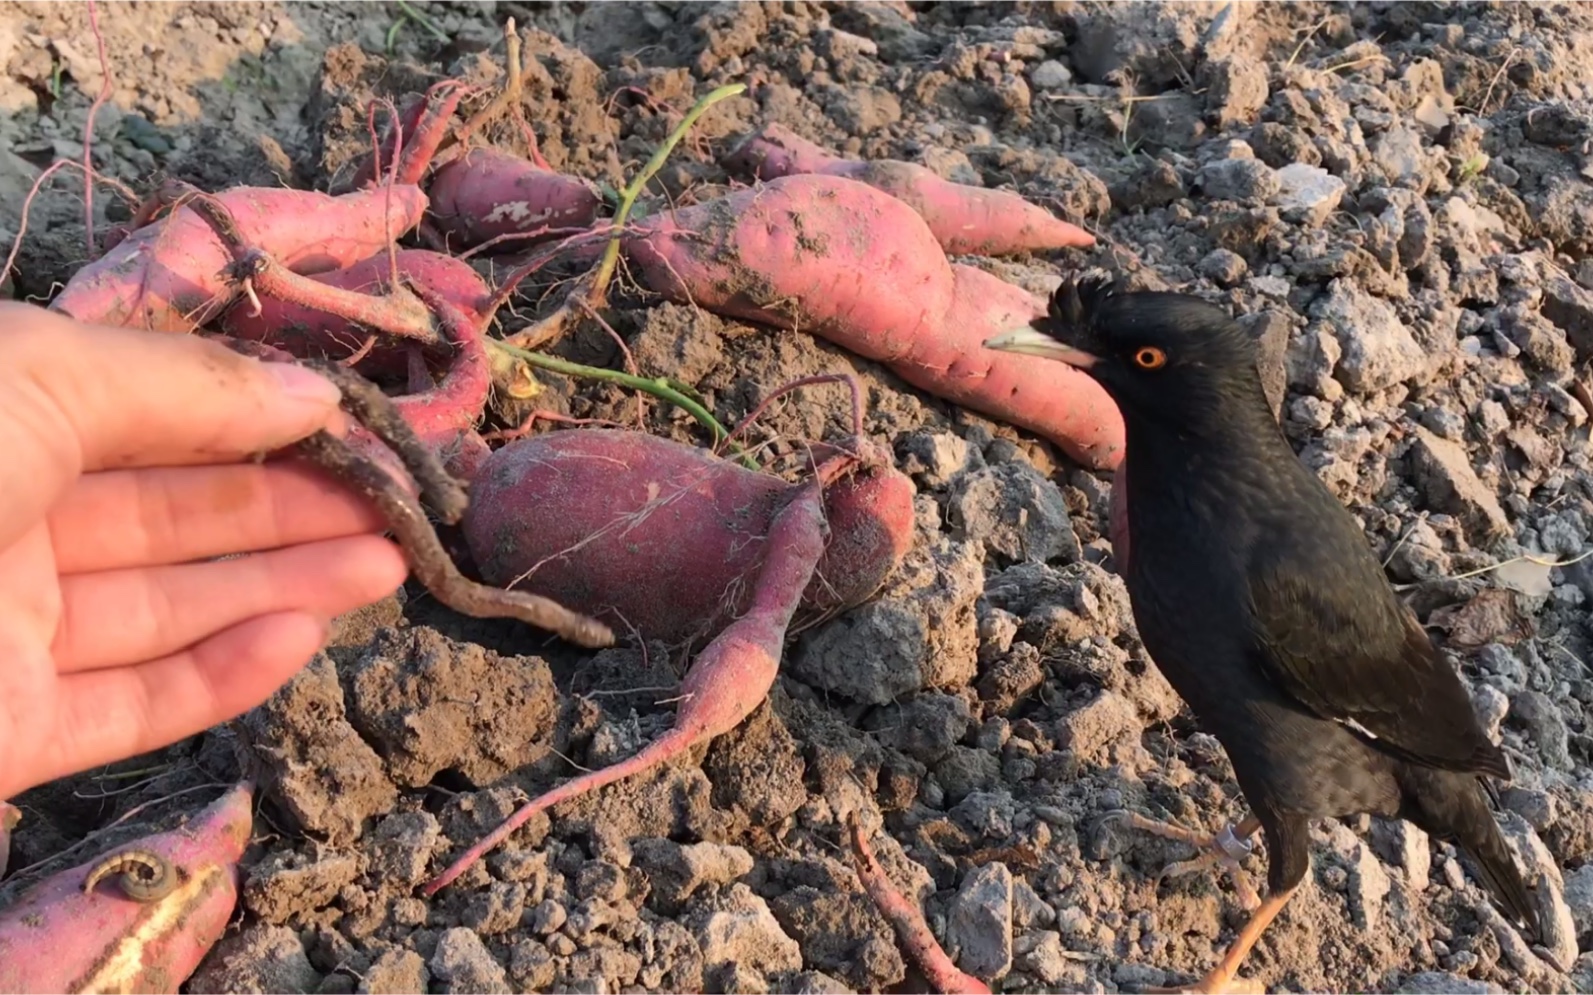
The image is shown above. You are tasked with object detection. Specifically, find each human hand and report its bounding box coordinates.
[0,303,408,801]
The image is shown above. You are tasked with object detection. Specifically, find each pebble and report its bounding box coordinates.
[1030,59,1073,90]
[947,861,1014,979]
[1198,156,1280,204]
[359,949,429,995]
[429,928,510,994]
[1408,427,1512,540]
[685,883,803,977]
[1274,162,1346,226]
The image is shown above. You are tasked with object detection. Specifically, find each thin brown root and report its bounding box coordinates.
[574,297,645,426]
[453,18,527,150]
[481,410,626,443]
[296,430,614,648]
[83,0,113,259]
[847,815,992,995]
[718,374,866,457]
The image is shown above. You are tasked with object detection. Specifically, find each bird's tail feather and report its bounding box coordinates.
[1397,764,1540,941]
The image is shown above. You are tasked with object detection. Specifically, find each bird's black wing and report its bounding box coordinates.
[1245,540,1511,780]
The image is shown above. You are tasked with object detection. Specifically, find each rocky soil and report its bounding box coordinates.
[4,2,1593,993]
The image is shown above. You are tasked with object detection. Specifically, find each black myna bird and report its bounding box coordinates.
[984,272,1538,993]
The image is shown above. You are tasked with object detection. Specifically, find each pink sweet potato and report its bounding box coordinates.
[462,428,916,648]
[723,122,1095,256]
[426,147,603,251]
[51,184,428,333]
[423,470,832,896]
[606,172,1125,469]
[0,782,253,994]
[220,248,492,374]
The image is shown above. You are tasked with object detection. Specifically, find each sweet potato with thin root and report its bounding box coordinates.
[0,782,253,994]
[423,467,833,896]
[605,172,1125,469]
[723,122,1095,256]
[51,184,429,332]
[461,428,917,648]
[220,248,492,375]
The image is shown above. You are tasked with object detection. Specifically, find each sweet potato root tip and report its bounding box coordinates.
[422,478,829,897]
[723,122,1095,255]
[0,782,253,995]
[847,816,993,995]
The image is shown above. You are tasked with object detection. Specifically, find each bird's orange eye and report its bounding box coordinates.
[1133,346,1167,369]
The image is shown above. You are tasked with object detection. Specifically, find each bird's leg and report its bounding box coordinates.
[1104,810,1263,910]
[1147,885,1298,994]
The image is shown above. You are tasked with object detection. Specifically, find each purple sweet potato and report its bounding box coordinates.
[606,172,1125,469]
[423,469,833,896]
[723,122,1096,256]
[426,147,603,251]
[0,783,252,994]
[51,184,429,333]
[462,428,916,648]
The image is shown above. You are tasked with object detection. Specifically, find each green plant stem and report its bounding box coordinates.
[589,82,746,301]
[397,0,451,43]
[489,340,757,469]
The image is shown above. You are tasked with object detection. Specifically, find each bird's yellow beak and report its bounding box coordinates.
[982,327,1099,369]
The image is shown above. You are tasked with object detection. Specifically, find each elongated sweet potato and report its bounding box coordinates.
[605,172,1125,469]
[0,783,252,994]
[462,428,916,648]
[427,147,603,251]
[51,184,429,333]
[723,122,1095,256]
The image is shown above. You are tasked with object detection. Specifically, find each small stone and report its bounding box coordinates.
[1370,819,1431,892]
[1394,971,1496,994]
[528,899,567,935]
[1511,691,1572,771]
[1274,163,1346,226]
[429,928,511,994]
[1376,125,1433,194]
[1198,157,1280,203]
[1020,930,1070,985]
[366,812,441,887]
[685,883,803,977]
[632,839,755,909]
[1056,689,1140,764]
[948,461,1080,565]
[188,925,323,995]
[1564,865,1593,937]
[948,862,1014,980]
[1348,842,1392,930]
[1311,280,1428,393]
[950,789,1016,840]
[899,431,976,488]
[1012,879,1057,930]
[359,949,429,995]
[1030,60,1073,90]
[865,692,973,765]
[1112,158,1185,211]
[1203,56,1268,128]
[1407,427,1511,541]
[1543,273,1593,361]
[1499,787,1558,831]
[1197,248,1248,286]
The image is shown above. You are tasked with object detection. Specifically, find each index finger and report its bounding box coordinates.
[0,302,346,549]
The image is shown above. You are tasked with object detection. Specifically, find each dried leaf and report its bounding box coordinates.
[1428,587,1535,648]
[1493,557,1554,597]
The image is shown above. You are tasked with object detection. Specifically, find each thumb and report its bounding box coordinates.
[0,303,344,549]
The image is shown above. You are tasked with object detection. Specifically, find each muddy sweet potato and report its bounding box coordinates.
[723,122,1095,256]
[51,184,429,333]
[462,428,916,648]
[0,783,252,994]
[424,468,834,896]
[426,147,604,251]
[605,172,1125,469]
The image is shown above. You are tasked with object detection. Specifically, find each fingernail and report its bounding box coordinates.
[263,362,342,407]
